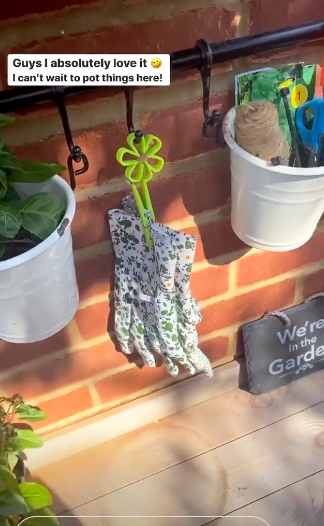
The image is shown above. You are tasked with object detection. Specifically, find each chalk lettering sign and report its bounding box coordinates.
[243,295,324,394]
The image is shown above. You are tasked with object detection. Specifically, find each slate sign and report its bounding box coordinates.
[243,295,324,395]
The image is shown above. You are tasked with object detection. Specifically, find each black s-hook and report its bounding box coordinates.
[195,39,226,147]
[52,88,89,190]
[124,88,143,144]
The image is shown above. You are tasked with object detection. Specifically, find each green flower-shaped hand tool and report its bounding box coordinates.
[116,132,164,247]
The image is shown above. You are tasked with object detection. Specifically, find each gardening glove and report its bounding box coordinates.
[169,226,213,377]
[109,197,213,378]
[147,212,213,378]
[108,208,157,368]
[109,206,183,374]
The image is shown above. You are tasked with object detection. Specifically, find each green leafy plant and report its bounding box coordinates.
[0,395,59,526]
[0,114,66,261]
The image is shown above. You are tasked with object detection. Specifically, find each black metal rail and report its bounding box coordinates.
[0,19,324,113]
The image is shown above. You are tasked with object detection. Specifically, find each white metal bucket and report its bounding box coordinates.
[222,107,324,252]
[0,175,79,343]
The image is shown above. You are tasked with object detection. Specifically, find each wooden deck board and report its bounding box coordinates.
[54,400,324,525]
[215,470,324,525]
[31,367,324,525]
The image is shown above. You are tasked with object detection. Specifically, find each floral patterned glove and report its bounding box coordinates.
[148,214,213,378]
[108,209,157,368]
[108,198,213,378]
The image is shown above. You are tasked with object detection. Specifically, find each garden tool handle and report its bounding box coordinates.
[116,131,164,246]
[125,162,155,221]
[141,176,155,220]
[131,183,153,247]
[296,99,324,153]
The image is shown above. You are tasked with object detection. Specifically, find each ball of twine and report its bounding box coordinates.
[235,100,290,162]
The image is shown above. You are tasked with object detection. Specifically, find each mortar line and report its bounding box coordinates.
[87,383,102,407]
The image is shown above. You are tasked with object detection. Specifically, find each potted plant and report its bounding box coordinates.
[0,394,58,526]
[0,113,79,344]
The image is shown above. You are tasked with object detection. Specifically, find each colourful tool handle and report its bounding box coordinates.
[296,99,324,153]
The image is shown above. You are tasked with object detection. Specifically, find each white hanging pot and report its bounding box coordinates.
[0,175,79,343]
[222,107,324,252]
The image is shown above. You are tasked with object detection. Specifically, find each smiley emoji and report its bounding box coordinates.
[151,57,162,69]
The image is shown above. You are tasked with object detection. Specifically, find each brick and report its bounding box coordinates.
[95,363,172,404]
[199,336,228,363]
[0,327,70,373]
[72,197,115,251]
[198,278,296,335]
[249,0,324,64]
[0,0,101,22]
[123,0,159,4]
[75,301,114,340]
[2,6,236,59]
[191,264,230,301]
[153,157,231,223]
[2,340,126,400]
[32,387,93,431]
[75,253,114,302]
[250,0,324,35]
[72,156,232,250]
[248,42,324,67]
[11,87,122,121]
[0,6,237,85]
[303,269,324,299]
[13,92,233,189]
[144,93,233,165]
[186,218,248,263]
[237,232,324,287]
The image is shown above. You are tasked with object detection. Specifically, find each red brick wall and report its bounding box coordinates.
[1,0,324,434]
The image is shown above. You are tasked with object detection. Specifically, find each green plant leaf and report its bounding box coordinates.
[16,404,47,422]
[0,114,15,127]
[0,452,7,466]
[7,452,18,471]
[0,151,21,171]
[0,202,22,239]
[2,186,22,204]
[0,489,28,515]
[0,465,18,490]
[0,171,7,200]
[0,171,8,190]
[20,193,64,240]
[8,161,66,184]
[19,482,52,511]
[2,145,11,153]
[0,517,10,526]
[11,429,43,450]
[24,507,59,526]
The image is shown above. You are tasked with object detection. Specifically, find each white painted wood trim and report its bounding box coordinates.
[26,361,239,471]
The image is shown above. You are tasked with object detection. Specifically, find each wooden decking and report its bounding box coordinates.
[31,362,324,526]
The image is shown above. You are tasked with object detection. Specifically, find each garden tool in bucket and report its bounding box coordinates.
[108,131,213,377]
[296,98,324,167]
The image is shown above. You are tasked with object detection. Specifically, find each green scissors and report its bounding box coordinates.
[116,132,164,247]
